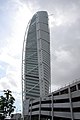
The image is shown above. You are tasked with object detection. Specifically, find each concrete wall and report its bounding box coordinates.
[26,80,80,120]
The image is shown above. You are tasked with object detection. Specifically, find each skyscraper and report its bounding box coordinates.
[22,11,51,100]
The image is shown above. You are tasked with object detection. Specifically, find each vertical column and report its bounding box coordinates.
[30,100,32,120]
[36,15,43,97]
[68,86,74,120]
[52,93,54,120]
[39,97,41,120]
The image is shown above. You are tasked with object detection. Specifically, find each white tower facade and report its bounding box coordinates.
[22,11,51,100]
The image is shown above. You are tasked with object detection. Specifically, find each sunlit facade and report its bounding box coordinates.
[22,11,51,100]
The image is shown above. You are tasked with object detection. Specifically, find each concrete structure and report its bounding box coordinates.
[25,80,80,120]
[22,11,51,101]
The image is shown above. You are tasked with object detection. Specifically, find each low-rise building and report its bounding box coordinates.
[23,80,80,120]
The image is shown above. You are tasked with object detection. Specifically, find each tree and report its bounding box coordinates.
[0,89,16,119]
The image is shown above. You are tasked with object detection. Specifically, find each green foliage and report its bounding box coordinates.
[0,89,16,119]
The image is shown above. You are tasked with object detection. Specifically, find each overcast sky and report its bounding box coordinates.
[0,0,80,112]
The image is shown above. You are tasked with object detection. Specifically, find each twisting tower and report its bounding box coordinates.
[22,11,51,102]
